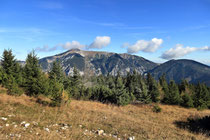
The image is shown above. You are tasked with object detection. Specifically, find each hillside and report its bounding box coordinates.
[39,49,158,76]
[147,59,210,85]
[0,87,209,140]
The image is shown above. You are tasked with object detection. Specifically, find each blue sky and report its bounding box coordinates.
[0,0,210,65]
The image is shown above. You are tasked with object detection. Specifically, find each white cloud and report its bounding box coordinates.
[125,38,163,53]
[36,36,111,52]
[36,41,86,52]
[88,36,111,49]
[58,41,86,50]
[161,44,198,60]
[201,46,210,51]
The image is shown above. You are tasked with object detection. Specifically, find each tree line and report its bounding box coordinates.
[0,49,210,109]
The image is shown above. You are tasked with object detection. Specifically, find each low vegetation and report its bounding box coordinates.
[0,90,209,139]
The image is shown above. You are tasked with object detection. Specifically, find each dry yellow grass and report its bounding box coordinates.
[0,90,209,140]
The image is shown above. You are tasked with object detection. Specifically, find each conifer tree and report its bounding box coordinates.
[180,92,194,108]
[48,61,65,106]
[72,67,81,86]
[2,49,16,75]
[159,74,169,95]
[1,49,23,95]
[13,62,24,86]
[163,80,180,105]
[179,79,189,92]
[159,74,169,102]
[63,76,71,90]
[70,67,81,98]
[24,51,48,96]
[107,75,115,90]
[136,78,151,103]
[113,76,131,106]
[193,83,210,109]
[125,71,137,95]
[1,49,18,86]
[49,61,65,83]
[146,73,160,102]
[49,79,63,107]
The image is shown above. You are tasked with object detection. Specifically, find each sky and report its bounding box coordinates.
[0,0,210,65]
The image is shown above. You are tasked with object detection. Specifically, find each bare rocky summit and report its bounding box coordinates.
[39,49,157,76]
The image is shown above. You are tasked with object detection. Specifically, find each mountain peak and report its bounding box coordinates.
[69,48,81,51]
[39,50,157,76]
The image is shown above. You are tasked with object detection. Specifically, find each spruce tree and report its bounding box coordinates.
[137,78,151,103]
[49,61,65,84]
[72,67,81,86]
[159,74,169,103]
[1,49,17,86]
[179,79,189,92]
[107,75,115,90]
[147,73,160,102]
[13,62,24,86]
[48,61,65,106]
[24,51,48,96]
[163,80,180,105]
[2,49,16,75]
[113,76,131,106]
[1,49,23,95]
[180,92,194,108]
[69,67,81,98]
[193,83,210,109]
[159,74,169,93]
[49,79,63,107]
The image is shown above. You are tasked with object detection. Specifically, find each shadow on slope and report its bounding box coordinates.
[174,115,210,137]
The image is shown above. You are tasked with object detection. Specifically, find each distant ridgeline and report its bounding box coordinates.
[38,49,210,86]
[39,49,157,76]
[0,49,210,109]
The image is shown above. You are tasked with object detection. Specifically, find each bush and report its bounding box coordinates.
[8,82,23,96]
[153,105,162,113]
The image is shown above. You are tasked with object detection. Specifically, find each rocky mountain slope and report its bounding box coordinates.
[147,59,210,85]
[39,49,158,76]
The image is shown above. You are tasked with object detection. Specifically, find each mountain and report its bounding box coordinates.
[39,49,158,76]
[147,59,210,85]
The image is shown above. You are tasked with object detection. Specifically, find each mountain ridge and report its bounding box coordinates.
[37,49,210,85]
[147,59,210,85]
[39,49,158,76]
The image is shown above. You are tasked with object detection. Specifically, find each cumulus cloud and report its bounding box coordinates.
[125,38,163,53]
[88,36,111,49]
[35,36,111,52]
[57,41,86,50]
[161,44,199,60]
